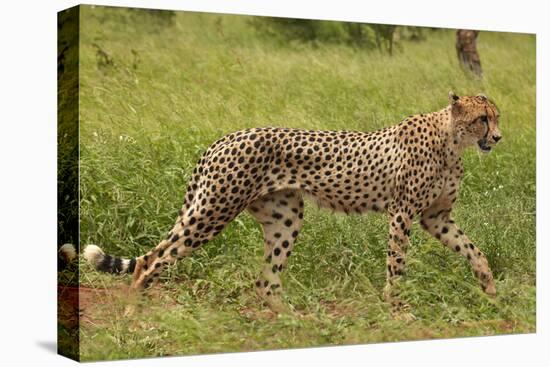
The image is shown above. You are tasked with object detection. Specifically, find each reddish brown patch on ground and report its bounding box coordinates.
[58,285,132,328]
[60,284,185,328]
[58,286,81,329]
[80,286,128,325]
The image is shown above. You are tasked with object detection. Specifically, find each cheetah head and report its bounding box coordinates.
[448,91,502,153]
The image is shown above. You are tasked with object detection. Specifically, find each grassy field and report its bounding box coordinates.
[73,6,535,361]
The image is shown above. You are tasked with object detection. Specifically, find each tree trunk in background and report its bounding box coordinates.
[456,29,482,77]
[387,26,396,56]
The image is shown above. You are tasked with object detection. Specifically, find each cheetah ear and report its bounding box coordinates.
[476,93,488,101]
[448,91,460,104]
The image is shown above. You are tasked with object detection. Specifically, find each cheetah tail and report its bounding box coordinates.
[83,244,137,274]
[58,243,77,271]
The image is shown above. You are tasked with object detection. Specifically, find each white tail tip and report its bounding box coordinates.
[59,243,77,262]
[83,244,105,267]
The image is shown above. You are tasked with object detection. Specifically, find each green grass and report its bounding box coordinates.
[74,6,535,361]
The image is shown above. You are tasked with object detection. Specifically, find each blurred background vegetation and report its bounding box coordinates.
[250,17,409,54]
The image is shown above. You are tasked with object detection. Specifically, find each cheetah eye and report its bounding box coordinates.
[480,115,488,123]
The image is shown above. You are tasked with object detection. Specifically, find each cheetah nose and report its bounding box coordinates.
[492,135,502,142]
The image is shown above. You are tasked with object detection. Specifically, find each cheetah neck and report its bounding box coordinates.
[435,106,463,168]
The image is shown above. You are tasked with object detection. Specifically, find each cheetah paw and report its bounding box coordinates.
[392,310,416,322]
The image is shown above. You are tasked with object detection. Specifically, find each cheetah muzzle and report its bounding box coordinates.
[478,138,492,153]
[84,91,502,317]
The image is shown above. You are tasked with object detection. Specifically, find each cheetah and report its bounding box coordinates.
[84,91,502,315]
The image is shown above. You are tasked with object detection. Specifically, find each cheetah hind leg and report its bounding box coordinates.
[129,196,238,293]
[247,189,304,315]
[383,281,416,322]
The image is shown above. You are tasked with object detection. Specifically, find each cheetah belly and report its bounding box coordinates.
[295,165,397,215]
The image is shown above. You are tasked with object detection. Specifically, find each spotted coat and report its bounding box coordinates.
[84,92,502,314]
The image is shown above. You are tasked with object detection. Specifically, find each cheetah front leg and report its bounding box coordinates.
[421,201,496,296]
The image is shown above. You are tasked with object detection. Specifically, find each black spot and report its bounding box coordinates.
[455,245,461,252]
[170,248,178,257]
[441,226,449,234]
[97,254,113,273]
[158,249,164,257]
[113,257,123,273]
[128,258,136,273]
[282,240,289,248]
[274,248,281,256]
[284,219,293,227]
